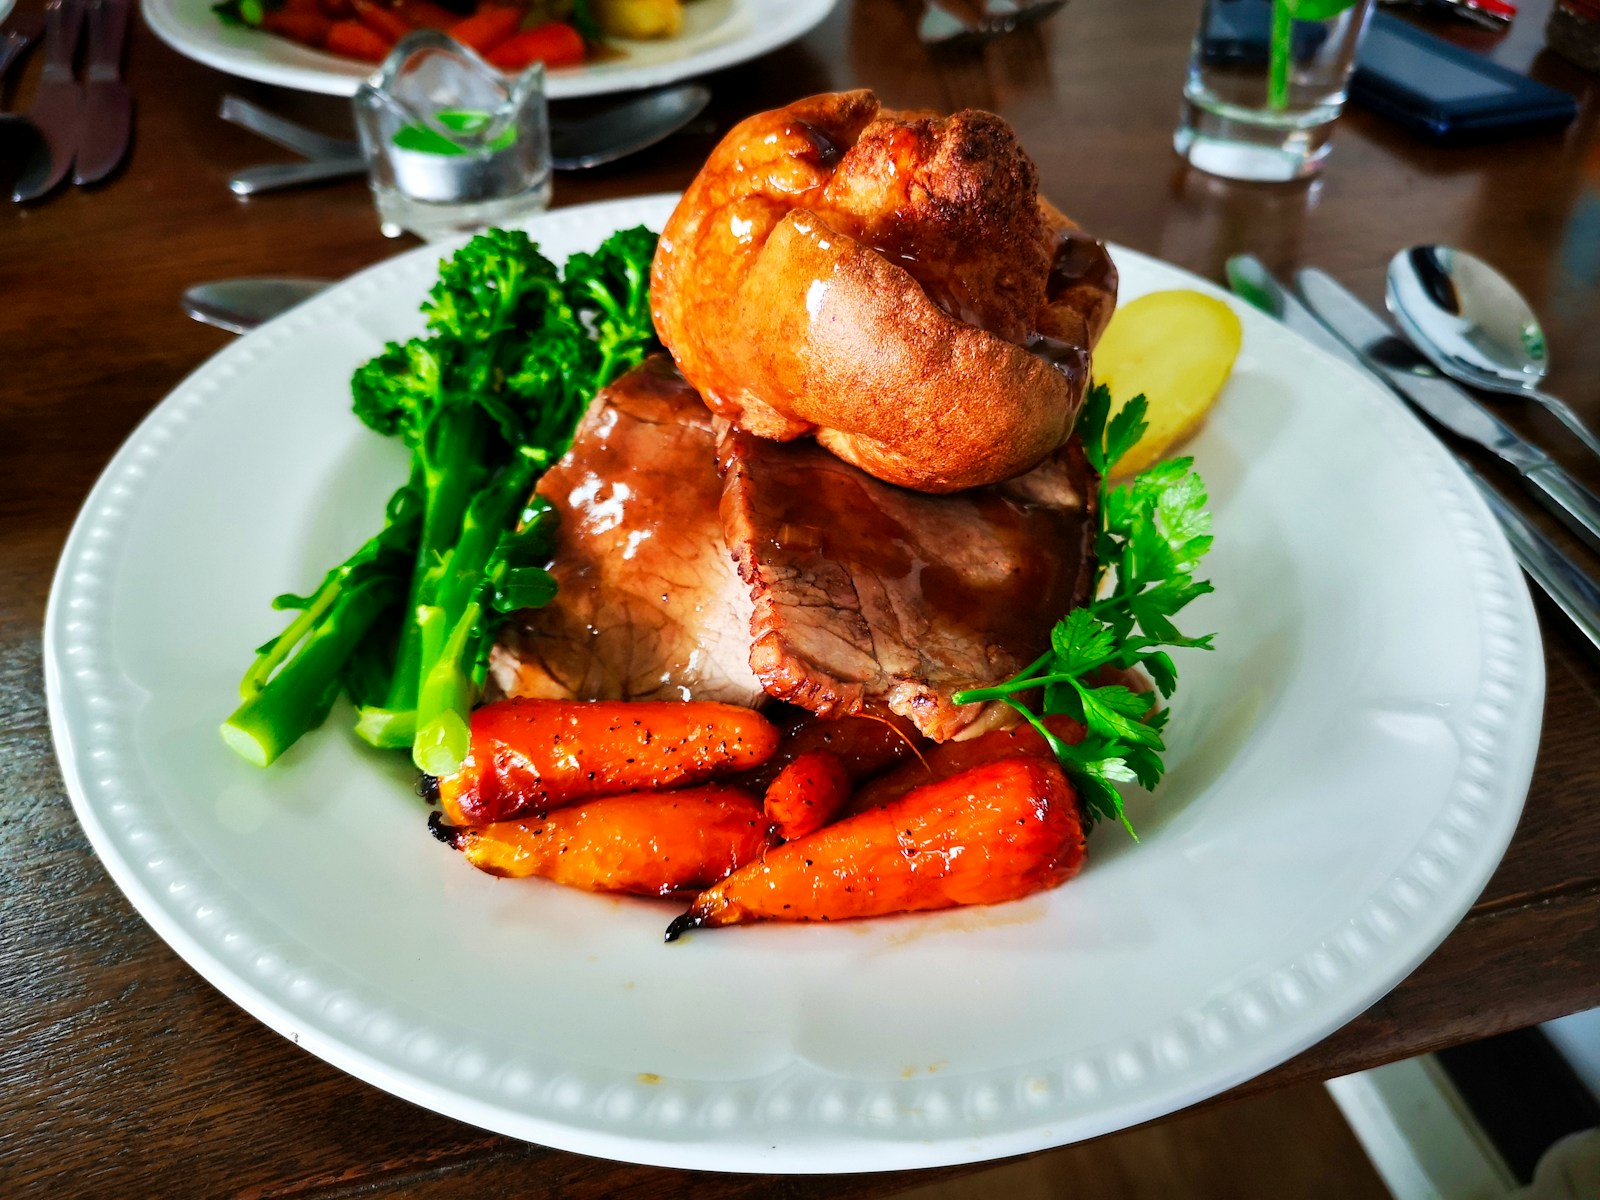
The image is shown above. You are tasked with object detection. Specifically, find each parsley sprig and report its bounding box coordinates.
[951,385,1215,835]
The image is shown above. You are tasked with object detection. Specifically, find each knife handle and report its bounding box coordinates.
[1524,463,1600,555]
[42,0,86,76]
[1473,471,1600,656]
[86,0,130,82]
[229,157,366,196]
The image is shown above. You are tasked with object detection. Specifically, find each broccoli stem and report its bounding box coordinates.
[409,458,538,775]
[222,575,403,767]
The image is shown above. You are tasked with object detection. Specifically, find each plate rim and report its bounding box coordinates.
[44,193,1543,1172]
[139,0,839,98]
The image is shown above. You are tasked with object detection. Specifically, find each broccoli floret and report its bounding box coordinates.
[563,226,660,390]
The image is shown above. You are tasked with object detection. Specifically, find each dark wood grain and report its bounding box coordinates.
[5,0,1600,1195]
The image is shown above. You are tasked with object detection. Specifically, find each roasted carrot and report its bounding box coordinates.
[392,0,462,28]
[667,756,1086,938]
[730,705,927,794]
[763,749,851,841]
[486,22,586,70]
[262,8,332,46]
[324,19,393,59]
[447,4,522,54]
[848,713,1085,812]
[436,699,782,825]
[434,785,773,896]
[352,0,414,42]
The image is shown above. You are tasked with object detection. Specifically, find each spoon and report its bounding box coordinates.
[1386,245,1600,460]
[227,83,711,195]
[182,277,331,333]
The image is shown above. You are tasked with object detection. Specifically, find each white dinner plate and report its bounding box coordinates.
[46,194,1542,1172]
[141,0,835,98]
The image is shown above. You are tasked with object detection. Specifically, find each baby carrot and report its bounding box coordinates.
[434,784,773,897]
[763,749,851,841]
[435,699,782,824]
[667,755,1086,938]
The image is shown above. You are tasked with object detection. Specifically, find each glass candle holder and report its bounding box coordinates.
[1175,0,1376,183]
[354,31,553,241]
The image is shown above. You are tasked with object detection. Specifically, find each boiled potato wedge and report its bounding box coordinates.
[1091,290,1242,478]
[593,0,684,39]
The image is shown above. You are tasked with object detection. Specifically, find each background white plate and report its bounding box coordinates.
[46,194,1542,1172]
[141,0,837,98]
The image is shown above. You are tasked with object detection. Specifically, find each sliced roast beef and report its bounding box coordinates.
[719,429,1097,741]
[489,357,765,707]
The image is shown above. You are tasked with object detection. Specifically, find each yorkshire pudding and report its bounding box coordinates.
[650,90,1118,493]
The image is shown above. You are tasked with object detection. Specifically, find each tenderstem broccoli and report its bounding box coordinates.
[224,225,661,772]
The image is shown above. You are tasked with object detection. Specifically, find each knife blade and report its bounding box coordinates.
[12,0,87,203]
[1295,266,1600,555]
[73,0,132,185]
[1226,255,1600,658]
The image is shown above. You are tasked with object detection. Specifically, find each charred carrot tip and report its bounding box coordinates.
[416,774,441,802]
[427,810,461,848]
[663,912,703,943]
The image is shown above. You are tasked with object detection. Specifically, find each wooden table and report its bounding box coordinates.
[5,0,1599,1193]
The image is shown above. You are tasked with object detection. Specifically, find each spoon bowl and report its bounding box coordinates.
[1386,244,1600,460]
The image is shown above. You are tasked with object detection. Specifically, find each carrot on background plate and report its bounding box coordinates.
[486,22,586,69]
[392,0,463,28]
[351,0,414,42]
[325,19,394,59]
[261,8,332,46]
[434,784,774,896]
[447,4,523,54]
[667,755,1087,939]
[762,749,851,842]
[435,698,782,825]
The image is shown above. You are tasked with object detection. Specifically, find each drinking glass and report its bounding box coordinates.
[354,31,553,241]
[1174,0,1376,183]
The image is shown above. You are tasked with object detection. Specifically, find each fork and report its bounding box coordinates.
[917,0,1069,48]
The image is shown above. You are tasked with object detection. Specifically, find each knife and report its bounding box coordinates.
[1226,255,1600,658]
[12,0,87,203]
[1295,266,1600,556]
[73,0,133,186]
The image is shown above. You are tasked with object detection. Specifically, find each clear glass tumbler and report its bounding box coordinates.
[354,31,553,241]
[1175,0,1376,183]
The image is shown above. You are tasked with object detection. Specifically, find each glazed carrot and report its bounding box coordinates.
[763,749,851,841]
[434,785,773,897]
[352,0,414,41]
[447,4,522,54]
[667,756,1086,938]
[317,0,354,19]
[731,706,927,794]
[848,713,1085,812]
[392,0,462,28]
[436,699,782,825]
[324,19,393,59]
[262,8,332,46]
[486,22,586,69]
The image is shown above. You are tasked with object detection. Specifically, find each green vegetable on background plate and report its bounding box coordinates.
[222,225,660,774]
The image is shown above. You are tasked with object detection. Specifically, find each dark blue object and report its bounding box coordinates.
[1350,11,1578,142]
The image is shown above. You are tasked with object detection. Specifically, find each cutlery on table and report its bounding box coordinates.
[12,0,87,203]
[1296,266,1600,556]
[221,83,712,196]
[72,0,132,184]
[918,0,1069,47]
[0,10,46,79]
[1386,244,1600,461]
[181,277,332,334]
[1226,254,1600,657]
